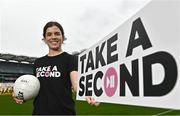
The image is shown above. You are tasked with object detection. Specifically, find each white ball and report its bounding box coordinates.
[13,74,40,101]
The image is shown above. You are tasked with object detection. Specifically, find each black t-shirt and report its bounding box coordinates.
[32,52,78,115]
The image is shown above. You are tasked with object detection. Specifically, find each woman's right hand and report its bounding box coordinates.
[12,92,24,104]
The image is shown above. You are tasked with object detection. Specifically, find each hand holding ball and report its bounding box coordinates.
[13,75,40,101]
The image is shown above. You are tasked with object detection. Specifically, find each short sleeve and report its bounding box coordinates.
[33,60,37,77]
[68,55,78,72]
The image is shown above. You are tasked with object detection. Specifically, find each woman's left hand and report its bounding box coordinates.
[85,96,100,106]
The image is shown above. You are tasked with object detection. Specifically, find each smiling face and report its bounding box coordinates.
[44,25,64,51]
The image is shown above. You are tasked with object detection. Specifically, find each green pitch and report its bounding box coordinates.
[0,95,179,115]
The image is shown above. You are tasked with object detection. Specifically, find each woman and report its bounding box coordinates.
[13,21,98,115]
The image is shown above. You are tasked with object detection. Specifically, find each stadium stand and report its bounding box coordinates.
[0,53,37,95]
[0,52,81,95]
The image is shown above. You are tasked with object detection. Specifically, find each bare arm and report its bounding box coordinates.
[70,71,100,106]
[70,71,78,92]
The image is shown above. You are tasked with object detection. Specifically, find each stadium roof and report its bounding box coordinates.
[0,53,37,64]
[0,50,85,64]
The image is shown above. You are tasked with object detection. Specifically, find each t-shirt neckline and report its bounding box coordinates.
[46,52,65,58]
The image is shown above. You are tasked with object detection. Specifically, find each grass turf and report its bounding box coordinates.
[0,95,179,115]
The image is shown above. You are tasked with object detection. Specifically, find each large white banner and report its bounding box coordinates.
[77,0,180,110]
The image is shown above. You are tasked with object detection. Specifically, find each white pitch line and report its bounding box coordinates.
[152,109,174,116]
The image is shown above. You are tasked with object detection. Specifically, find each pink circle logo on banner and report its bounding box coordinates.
[104,67,118,97]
